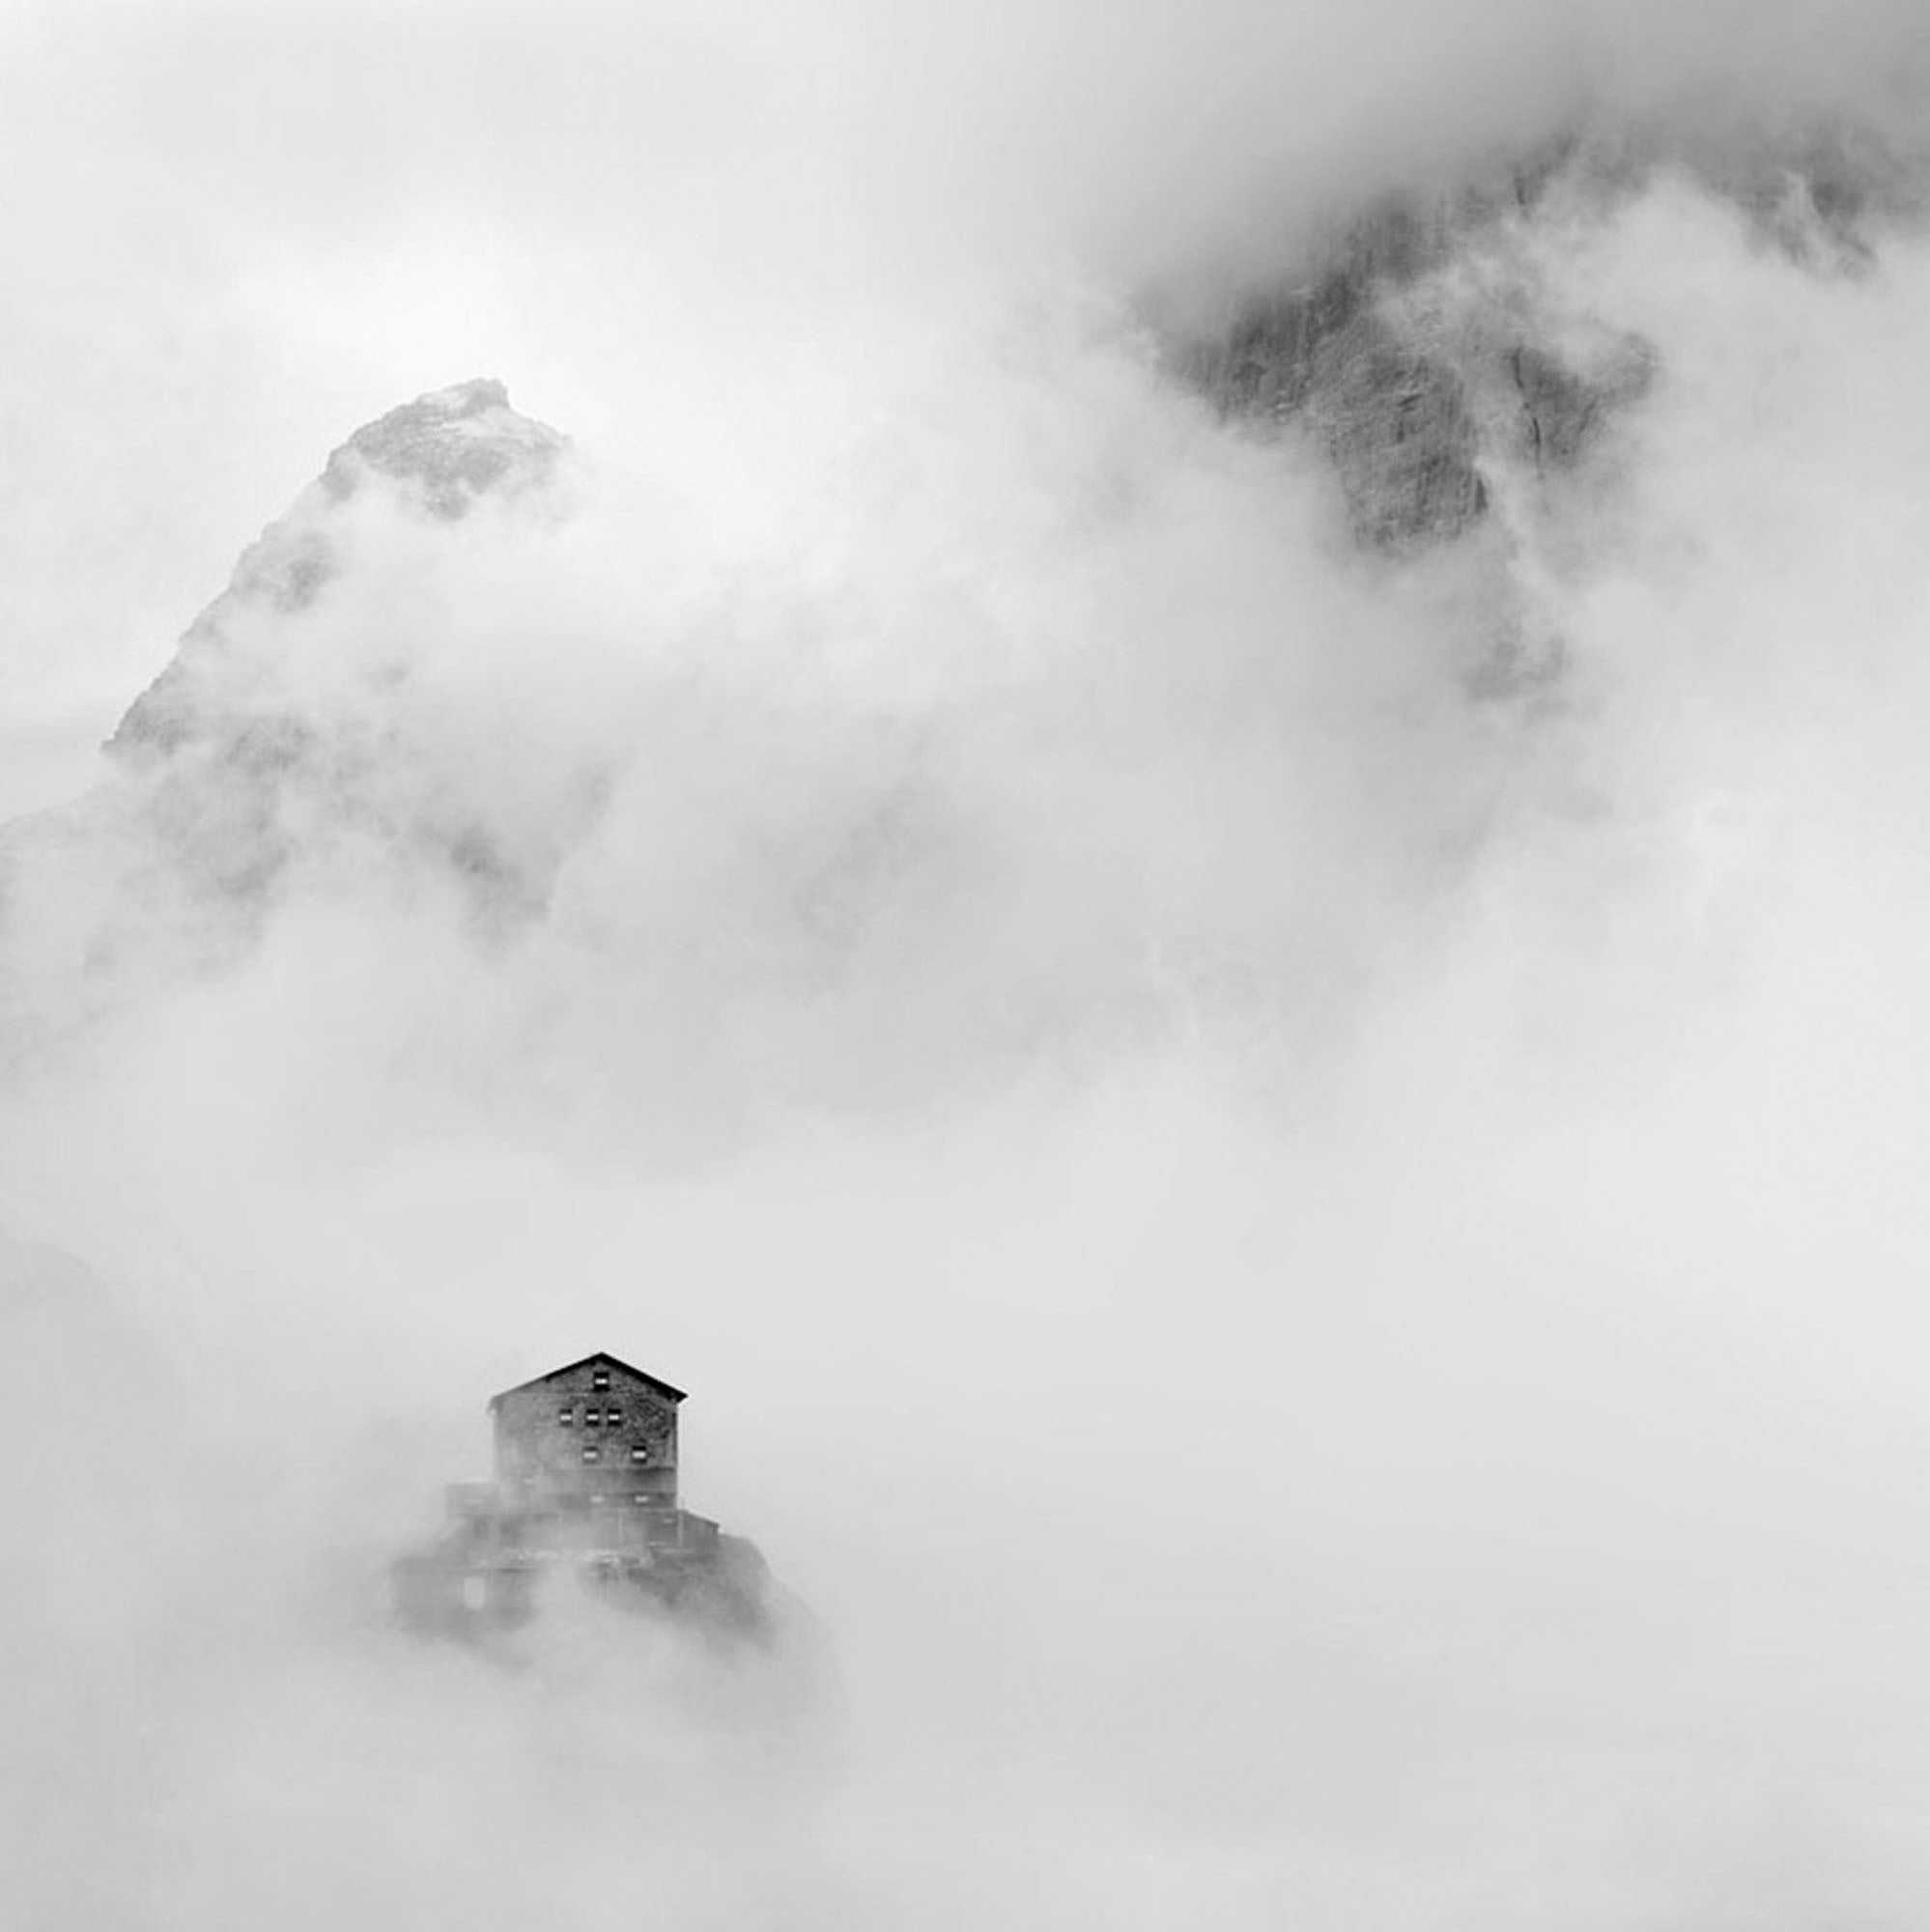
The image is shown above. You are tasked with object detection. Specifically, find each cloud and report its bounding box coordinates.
[5,2,1930,1927]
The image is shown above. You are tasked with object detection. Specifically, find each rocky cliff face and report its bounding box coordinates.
[1178,179,1632,553]
[1175,121,1916,555]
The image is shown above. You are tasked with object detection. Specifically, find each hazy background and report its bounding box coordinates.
[6,1,1930,1926]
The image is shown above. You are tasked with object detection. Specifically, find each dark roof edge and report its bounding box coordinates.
[487,1350,689,1408]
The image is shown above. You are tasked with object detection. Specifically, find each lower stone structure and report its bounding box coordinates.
[392,1351,775,1642]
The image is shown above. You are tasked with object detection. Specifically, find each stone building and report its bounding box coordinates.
[487,1350,693,1527]
[396,1350,763,1636]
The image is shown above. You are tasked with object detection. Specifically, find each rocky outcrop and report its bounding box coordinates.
[1175,120,1916,554]
[62,381,577,917]
[317,376,563,521]
[0,380,580,1056]
[110,379,567,761]
[1176,181,1651,553]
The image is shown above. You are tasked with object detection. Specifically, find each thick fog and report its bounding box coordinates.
[6,1,1930,1926]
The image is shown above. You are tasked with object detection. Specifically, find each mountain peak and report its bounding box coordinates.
[107,380,571,761]
[320,377,564,521]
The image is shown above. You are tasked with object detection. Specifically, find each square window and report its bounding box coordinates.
[582,1446,601,1463]
[591,1371,610,1390]
[606,1406,621,1425]
[629,1446,648,1463]
[557,1406,574,1425]
[584,1409,602,1427]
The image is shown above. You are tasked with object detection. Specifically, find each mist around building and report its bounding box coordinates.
[393,1351,783,1646]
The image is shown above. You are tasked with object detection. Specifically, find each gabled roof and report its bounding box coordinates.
[487,1350,688,1409]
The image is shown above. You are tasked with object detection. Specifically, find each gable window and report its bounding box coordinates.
[591,1369,610,1391]
[582,1445,601,1463]
[629,1445,649,1463]
[606,1407,622,1425]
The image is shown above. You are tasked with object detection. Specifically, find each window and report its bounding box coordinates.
[584,1408,602,1428]
[632,1493,649,1505]
[557,1406,574,1425]
[629,1445,649,1463]
[591,1369,610,1391]
[606,1406,622,1425]
[582,1446,601,1463]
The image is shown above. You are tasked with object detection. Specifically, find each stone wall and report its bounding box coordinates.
[492,1357,681,1511]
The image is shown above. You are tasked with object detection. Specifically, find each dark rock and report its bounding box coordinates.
[1178,190,1638,551]
[1175,119,1913,554]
